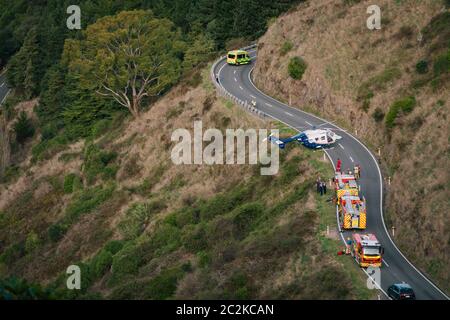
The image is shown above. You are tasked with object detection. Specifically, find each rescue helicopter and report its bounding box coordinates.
[268,125,342,149]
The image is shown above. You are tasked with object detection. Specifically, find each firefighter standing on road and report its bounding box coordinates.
[337,158,342,173]
[345,237,352,255]
[354,165,360,179]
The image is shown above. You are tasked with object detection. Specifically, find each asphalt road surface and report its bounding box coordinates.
[0,71,11,105]
[212,49,449,300]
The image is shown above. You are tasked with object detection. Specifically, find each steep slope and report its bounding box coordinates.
[0,66,374,299]
[253,0,449,291]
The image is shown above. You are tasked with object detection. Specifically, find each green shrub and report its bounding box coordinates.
[385,96,416,128]
[71,175,83,192]
[288,56,307,80]
[358,68,401,102]
[279,156,301,185]
[232,203,265,239]
[83,144,118,184]
[223,270,252,299]
[64,185,115,225]
[63,173,77,194]
[111,244,143,279]
[48,224,67,242]
[146,267,184,299]
[433,49,450,76]
[41,123,59,141]
[0,243,25,264]
[372,107,385,123]
[422,12,450,52]
[91,250,113,278]
[0,277,53,299]
[305,266,352,299]
[280,41,293,55]
[48,185,116,241]
[25,232,40,253]
[150,223,182,256]
[198,185,254,221]
[197,251,211,268]
[182,224,208,253]
[118,202,155,240]
[91,119,111,138]
[103,240,125,255]
[32,134,69,162]
[396,25,414,39]
[415,60,429,74]
[0,165,20,184]
[14,111,34,144]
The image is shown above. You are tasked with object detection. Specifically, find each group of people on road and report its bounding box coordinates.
[316,177,327,196]
[315,159,363,197]
[336,158,362,179]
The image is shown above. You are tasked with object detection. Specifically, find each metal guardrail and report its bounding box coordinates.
[210,44,268,120]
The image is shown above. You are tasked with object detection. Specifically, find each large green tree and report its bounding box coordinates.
[6,29,40,97]
[64,10,185,117]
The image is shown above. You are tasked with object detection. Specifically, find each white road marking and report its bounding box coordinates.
[239,86,243,90]
[305,121,312,126]
[217,61,227,83]
[0,82,4,88]
[0,89,12,105]
[361,268,390,299]
[265,103,273,107]
[339,143,344,150]
[250,94,256,99]
[285,112,293,117]
[217,54,449,299]
[349,156,354,163]
[234,70,236,74]
[238,64,444,300]
[383,259,390,267]
[234,77,237,82]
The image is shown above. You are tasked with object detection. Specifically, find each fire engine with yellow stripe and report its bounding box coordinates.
[351,233,384,268]
[334,172,366,230]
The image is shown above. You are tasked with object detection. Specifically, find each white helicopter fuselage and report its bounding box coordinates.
[299,129,342,149]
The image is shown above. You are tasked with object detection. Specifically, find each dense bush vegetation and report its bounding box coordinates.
[0,1,301,154]
[13,112,34,144]
[415,60,429,74]
[385,96,416,128]
[372,107,385,123]
[280,41,294,55]
[288,56,307,80]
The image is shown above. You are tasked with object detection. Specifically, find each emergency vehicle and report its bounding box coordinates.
[351,233,384,268]
[339,195,367,230]
[227,50,251,65]
[334,172,359,201]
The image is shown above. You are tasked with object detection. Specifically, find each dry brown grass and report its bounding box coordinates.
[253,0,450,291]
[0,62,271,286]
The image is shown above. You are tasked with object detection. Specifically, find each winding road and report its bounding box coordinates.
[212,48,449,300]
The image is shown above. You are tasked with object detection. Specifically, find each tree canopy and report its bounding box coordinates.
[63,10,185,117]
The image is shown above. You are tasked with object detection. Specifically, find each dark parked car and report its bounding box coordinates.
[387,283,416,300]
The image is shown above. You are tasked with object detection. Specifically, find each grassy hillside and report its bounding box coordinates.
[0,65,374,299]
[253,0,450,292]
